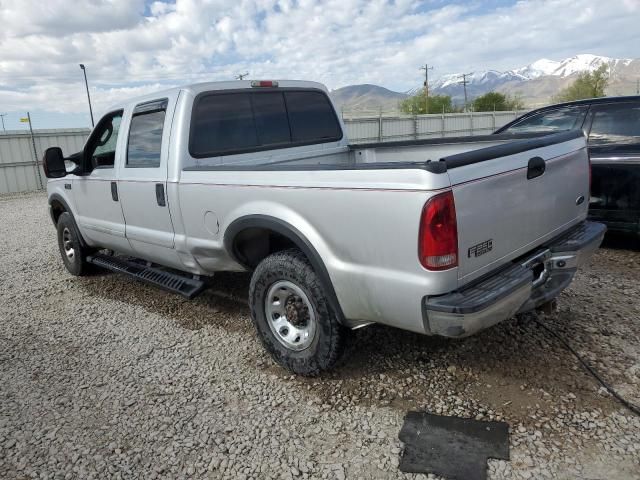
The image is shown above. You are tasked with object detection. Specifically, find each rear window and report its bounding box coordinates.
[285,91,341,142]
[588,103,640,145]
[189,89,341,158]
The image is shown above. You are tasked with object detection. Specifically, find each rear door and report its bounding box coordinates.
[585,101,640,232]
[117,95,176,251]
[447,132,590,284]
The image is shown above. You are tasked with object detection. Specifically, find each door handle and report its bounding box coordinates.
[527,156,546,180]
[110,182,118,201]
[155,183,166,207]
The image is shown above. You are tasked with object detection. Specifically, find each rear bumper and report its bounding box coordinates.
[423,221,606,338]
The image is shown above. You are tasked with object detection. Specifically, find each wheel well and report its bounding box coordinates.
[226,216,347,324]
[231,227,298,268]
[50,199,67,225]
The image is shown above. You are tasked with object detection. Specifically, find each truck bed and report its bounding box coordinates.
[185,131,579,173]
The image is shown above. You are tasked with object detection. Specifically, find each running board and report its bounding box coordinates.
[86,254,205,299]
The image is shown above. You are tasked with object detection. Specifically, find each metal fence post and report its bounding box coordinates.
[413,114,418,140]
[378,108,383,142]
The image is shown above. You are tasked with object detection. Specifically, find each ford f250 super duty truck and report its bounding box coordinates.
[44,80,605,375]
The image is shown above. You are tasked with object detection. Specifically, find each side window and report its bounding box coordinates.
[87,111,123,170]
[588,103,640,146]
[284,91,341,142]
[506,106,588,134]
[127,100,167,168]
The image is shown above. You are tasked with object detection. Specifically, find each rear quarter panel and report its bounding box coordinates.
[177,168,456,333]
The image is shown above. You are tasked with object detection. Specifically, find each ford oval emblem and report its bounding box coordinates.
[576,195,585,205]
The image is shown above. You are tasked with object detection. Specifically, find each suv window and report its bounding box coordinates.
[87,111,123,170]
[506,106,588,134]
[189,89,341,158]
[588,103,640,145]
[127,100,168,168]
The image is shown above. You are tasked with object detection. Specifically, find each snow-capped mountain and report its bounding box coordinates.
[432,70,527,90]
[431,54,636,103]
[512,54,633,79]
[333,54,639,113]
[512,58,560,79]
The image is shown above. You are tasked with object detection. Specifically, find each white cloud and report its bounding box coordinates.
[0,0,638,119]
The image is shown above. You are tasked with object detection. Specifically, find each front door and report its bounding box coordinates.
[117,97,176,254]
[73,110,131,253]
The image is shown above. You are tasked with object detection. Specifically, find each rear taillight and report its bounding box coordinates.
[418,191,458,271]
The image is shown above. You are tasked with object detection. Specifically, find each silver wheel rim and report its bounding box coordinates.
[265,280,317,351]
[62,227,75,260]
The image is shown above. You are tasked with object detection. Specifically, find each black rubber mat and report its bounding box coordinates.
[398,412,509,480]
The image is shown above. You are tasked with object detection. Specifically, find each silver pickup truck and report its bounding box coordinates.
[44,80,605,375]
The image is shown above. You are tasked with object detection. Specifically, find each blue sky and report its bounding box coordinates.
[1,0,639,130]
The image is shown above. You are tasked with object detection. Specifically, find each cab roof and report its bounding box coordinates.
[106,80,329,113]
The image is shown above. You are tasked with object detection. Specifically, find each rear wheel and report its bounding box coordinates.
[56,212,91,276]
[249,249,348,376]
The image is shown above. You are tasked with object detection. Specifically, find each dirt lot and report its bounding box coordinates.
[1,191,639,480]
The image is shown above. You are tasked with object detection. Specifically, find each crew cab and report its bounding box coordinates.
[44,80,605,375]
[496,96,640,238]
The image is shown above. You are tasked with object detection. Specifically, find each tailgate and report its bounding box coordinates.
[445,131,590,285]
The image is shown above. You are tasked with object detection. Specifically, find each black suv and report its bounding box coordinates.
[496,96,640,237]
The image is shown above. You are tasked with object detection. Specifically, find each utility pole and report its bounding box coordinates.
[637,78,639,95]
[22,113,44,189]
[0,113,6,132]
[459,72,472,112]
[236,72,249,80]
[420,64,433,114]
[79,64,94,127]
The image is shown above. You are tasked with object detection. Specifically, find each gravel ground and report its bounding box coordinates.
[1,191,639,480]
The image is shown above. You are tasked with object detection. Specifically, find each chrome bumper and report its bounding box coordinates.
[423,221,606,338]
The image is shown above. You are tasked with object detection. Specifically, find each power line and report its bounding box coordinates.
[0,69,233,83]
[419,64,433,114]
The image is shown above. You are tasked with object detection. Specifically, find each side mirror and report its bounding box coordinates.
[42,147,66,178]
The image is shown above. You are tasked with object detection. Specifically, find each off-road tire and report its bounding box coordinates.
[249,249,348,376]
[56,212,91,276]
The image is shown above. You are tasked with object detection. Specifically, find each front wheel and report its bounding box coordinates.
[249,249,348,376]
[56,212,91,276]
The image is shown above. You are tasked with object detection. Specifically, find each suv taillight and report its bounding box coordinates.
[419,191,458,271]
[588,151,592,197]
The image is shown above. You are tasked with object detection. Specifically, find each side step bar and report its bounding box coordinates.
[86,253,205,299]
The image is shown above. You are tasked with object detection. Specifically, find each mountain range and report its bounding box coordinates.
[330,54,640,112]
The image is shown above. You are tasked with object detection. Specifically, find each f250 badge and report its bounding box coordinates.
[468,239,493,258]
